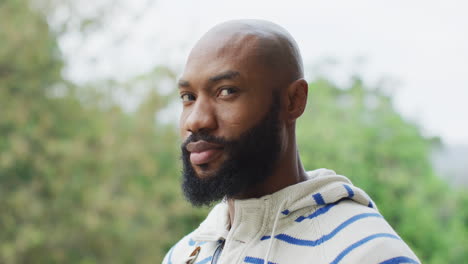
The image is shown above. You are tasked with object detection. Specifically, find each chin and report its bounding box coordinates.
[193,156,226,178]
[193,163,219,179]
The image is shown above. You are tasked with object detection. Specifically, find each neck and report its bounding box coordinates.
[227,141,307,228]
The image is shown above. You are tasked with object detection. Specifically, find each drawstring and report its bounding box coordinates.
[263,199,288,264]
[185,246,201,264]
[185,255,197,264]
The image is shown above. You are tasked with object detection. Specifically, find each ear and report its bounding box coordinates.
[285,79,308,124]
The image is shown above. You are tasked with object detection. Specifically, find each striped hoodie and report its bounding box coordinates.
[163,169,420,264]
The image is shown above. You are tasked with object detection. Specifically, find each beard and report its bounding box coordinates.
[180,94,282,207]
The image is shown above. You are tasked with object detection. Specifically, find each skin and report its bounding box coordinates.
[178,19,309,227]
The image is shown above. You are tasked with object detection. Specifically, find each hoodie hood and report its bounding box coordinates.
[164,168,420,264]
[191,168,377,243]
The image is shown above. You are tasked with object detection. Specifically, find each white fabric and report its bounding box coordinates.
[163,169,420,264]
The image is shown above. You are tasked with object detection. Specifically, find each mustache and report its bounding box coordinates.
[181,132,230,151]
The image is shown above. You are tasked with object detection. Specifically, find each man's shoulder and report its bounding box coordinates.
[162,233,193,264]
[162,203,227,264]
[280,199,420,263]
[162,231,223,264]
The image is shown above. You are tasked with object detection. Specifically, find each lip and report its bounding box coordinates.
[186,141,223,165]
[186,141,223,153]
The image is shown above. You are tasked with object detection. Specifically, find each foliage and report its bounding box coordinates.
[1,0,466,263]
[1,0,207,262]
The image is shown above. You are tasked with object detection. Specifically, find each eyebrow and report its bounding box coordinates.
[178,79,190,88]
[178,70,240,89]
[209,70,240,82]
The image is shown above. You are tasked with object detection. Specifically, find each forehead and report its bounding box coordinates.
[182,33,269,81]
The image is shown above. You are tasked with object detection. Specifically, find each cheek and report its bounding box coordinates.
[218,110,246,130]
[215,102,265,137]
[179,113,189,138]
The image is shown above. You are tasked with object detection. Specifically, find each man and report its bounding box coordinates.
[163,19,420,264]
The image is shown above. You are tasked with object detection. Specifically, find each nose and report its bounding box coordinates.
[183,98,217,134]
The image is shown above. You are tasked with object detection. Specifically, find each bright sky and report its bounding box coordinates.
[60,0,468,145]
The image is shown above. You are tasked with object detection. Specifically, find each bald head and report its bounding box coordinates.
[179,19,309,141]
[179,20,309,203]
[186,19,304,89]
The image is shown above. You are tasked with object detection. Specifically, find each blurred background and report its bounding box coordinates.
[1,0,467,263]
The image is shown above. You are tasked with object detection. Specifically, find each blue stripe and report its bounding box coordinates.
[195,256,213,264]
[189,238,196,246]
[260,235,270,240]
[296,202,338,222]
[166,246,174,264]
[264,213,382,246]
[368,201,374,208]
[244,256,277,264]
[188,238,207,246]
[379,256,419,264]
[281,209,290,215]
[296,198,351,223]
[313,193,326,205]
[343,184,354,198]
[330,233,401,264]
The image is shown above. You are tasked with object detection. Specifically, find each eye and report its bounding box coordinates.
[180,93,196,102]
[219,87,236,97]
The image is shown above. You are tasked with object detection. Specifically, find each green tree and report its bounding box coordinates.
[0,0,205,262]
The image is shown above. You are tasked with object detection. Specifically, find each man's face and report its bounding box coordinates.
[178,36,284,206]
